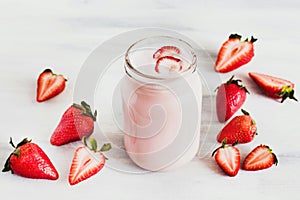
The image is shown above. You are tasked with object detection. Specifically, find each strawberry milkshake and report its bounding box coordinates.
[121,36,202,171]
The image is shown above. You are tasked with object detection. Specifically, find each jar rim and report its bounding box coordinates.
[125,36,197,81]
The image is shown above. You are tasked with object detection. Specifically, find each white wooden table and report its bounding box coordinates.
[0,0,299,199]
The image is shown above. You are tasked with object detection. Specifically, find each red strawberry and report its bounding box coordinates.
[215,34,257,73]
[50,101,97,146]
[212,140,240,177]
[2,138,59,180]
[216,76,249,122]
[154,56,183,73]
[153,46,181,59]
[36,69,67,102]
[242,144,278,171]
[249,72,297,103]
[217,109,257,144]
[69,137,111,185]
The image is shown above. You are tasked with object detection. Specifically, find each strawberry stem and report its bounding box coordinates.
[16,138,31,148]
[221,138,227,147]
[212,139,227,157]
[250,36,257,43]
[241,109,250,116]
[229,34,242,40]
[273,153,279,166]
[225,75,249,94]
[82,136,111,152]
[42,69,53,74]
[2,137,32,173]
[90,138,98,152]
[73,101,97,121]
[232,141,239,146]
[278,86,298,103]
[9,137,15,148]
[100,143,111,152]
[266,145,279,166]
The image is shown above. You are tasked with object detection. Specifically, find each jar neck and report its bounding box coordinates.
[124,61,197,85]
[124,36,197,83]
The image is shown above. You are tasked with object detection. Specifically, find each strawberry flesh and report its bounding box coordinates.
[249,72,297,103]
[212,142,240,177]
[242,145,278,171]
[153,46,181,59]
[155,56,183,73]
[36,69,66,102]
[69,137,111,185]
[69,146,105,185]
[215,34,257,73]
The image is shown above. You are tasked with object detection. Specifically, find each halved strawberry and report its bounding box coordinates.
[215,34,257,73]
[69,137,111,185]
[216,76,249,122]
[242,144,278,171]
[153,46,181,59]
[155,56,183,73]
[36,69,67,102]
[212,140,240,177]
[249,72,297,103]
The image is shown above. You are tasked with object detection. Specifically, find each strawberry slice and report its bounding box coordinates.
[212,140,240,177]
[215,34,257,73]
[153,46,181,59]
[36,69,67,102]
[249,72,297,103]
[242,145,278,171]
[155,56,183,73]
[69,137,111,185]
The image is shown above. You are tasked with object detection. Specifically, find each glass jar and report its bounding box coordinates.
[121,36,202,171]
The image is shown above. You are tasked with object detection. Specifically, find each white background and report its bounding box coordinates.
[0,0,300,199]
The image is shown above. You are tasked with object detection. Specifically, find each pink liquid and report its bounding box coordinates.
[121,63,202,171]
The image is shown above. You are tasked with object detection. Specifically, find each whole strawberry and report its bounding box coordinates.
[215,34,257,73]
[216,76,249,122]
[50,101,97,146]
[217,109,257,144]
[2,138,59,180]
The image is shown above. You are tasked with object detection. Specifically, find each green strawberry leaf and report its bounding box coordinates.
[100,143,112,152]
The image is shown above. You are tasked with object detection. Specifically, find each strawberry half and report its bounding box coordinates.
[216,76,249,122]
[153,46,181,59]
[215,34,257,73]
[2,138,59,180]
[249,72,297,103]
[154,56,183,73]
[212,140,240,177]
[36,69,67,102]
[50,101,97,146]
[69,137,111,185]
[217,109,257,144]
[242,144,278,171]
